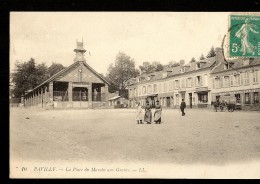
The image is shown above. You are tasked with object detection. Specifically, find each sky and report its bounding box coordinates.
[10,12,230,75]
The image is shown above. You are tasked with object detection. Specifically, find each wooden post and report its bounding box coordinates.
[88,83,92,108]
[68,82,73,102]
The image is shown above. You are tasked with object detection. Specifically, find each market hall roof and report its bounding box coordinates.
[25,60,110,95]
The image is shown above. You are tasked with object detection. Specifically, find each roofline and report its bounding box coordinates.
[131,64,215,86]
[211,63,260,75]
[25,61,110,95]
[81,61,111,85]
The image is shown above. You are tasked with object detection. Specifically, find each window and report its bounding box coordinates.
[169,81,173,91]
[204,74,208,86]
[230,75,234,86]
[253,69,258,83]
[244,72,250,85]
[142,86,146,94]
[195,76,202,86]
[162,72,167,78]
[158,83,162,93]
[223,76,230,87]
[224,63,229,70]
[253,92,259,103]
[215,78,220,88]
[234,74,240,86]
[181,79,186,88]
[138,87,141,95]
[196,63,201,69]
[245,93,250,104]
[163,82,167,92]
[198,93,208,103]
[175,80,180,89]
[235,94,241,103]
[129,89,132,98]
[134,88,137,96]
[147,85,151,94]
[187,77,192,87]
[212,78,215,89]
[153,84,157,93]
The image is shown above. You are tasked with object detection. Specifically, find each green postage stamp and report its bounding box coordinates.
[229,14,260,58]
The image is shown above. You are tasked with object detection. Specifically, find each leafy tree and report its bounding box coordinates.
[199,54,205,60]
[171,62,180,67]
[139,61,155,74]
[189,57,196,63]
[206,46,216,58]
[47,62,65,77]
[155,63,164,71]
[107,52,139,98]
[11,58,49,98]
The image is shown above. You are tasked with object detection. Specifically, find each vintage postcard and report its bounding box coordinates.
[9,12,260,179]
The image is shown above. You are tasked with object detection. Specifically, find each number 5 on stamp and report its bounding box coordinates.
[229,14,260,58]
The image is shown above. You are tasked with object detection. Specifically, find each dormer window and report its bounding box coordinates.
[162,72,167,78]
[196,63,201,69]
[224,63,229,70]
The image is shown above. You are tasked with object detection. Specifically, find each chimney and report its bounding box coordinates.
[215,47,225,65]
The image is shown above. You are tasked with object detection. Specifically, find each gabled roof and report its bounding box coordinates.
[26,60,110,95]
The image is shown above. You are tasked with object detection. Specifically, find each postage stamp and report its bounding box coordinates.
[229,14,260,58]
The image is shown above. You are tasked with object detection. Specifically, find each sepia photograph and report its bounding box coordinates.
[9,12,260,179]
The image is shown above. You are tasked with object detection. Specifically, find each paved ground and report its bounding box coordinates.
[10,107,260,166]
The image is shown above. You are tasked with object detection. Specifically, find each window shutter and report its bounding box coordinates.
[212,78,215,89]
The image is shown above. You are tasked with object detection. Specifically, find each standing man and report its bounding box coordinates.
[180,99,186,116]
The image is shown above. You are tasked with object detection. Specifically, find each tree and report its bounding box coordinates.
[171,62,180,67]
[199,54,205,60]
[47,62,65,77]
[139,62,155,74]
[206,46,216,58]
[155,63,164,71]
[189,57,196,63]
[107,52,139,98]
[11,58,49,98]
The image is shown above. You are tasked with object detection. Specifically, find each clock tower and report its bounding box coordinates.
[73,41,86,62]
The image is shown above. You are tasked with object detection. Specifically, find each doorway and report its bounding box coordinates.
[189,93,192,108]
[166,97,171,107]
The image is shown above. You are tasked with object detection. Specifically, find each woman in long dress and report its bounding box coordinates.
[154,100,162,124]
[144,101,152,124]
[235,18,259,55]
[136,102,143,124]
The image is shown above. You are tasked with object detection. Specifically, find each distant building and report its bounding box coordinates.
[108,91,128,108]
[23,41,110,109]
[127,48,260,110]
[211,58,260,110]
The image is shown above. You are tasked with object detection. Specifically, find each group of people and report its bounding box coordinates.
[135,99,187,124]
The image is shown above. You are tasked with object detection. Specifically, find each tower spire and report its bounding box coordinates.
[73,39,86,62]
